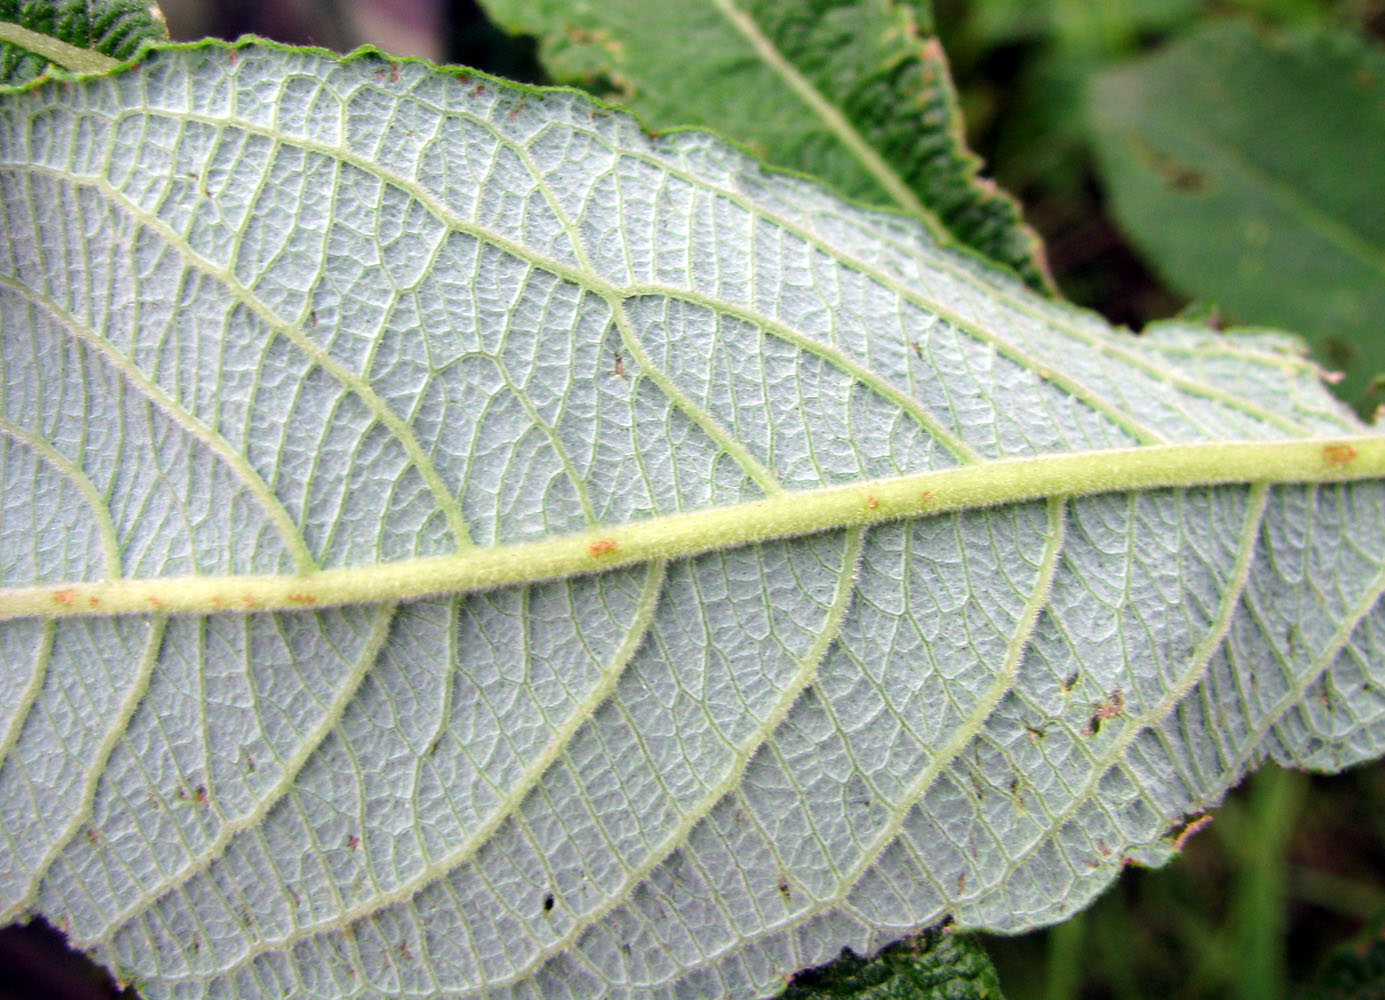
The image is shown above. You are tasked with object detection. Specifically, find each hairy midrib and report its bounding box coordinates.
[3,436,1382,620]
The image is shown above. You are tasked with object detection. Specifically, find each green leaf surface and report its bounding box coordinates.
[1088,22,1385,414]
[779,930,1004,999]
[1,39,1385,1000]
[477,0,1055,292]
[1300,934,1385,1000]
[0,0,167,83]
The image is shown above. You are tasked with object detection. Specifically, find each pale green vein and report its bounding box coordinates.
[103,101,1168,455]
[199,561,667,979]
[495,358,598,526]
[21,58,1312,454]
[967,482,1271,903]
[677,481,1269,973]
[1225,523,1385,787]
[1136,335,1323,373]
[6,437,1382,621]
[622,284,982,465]
[18,163,474,553]
[814,496,1066,911]
[93,602,397,943]
[707,0,942,234]
[18,616,167,911]
[610,142,1308,438]
[608,297,784,495]
[0,621,53,835]
[0,272,314,574]
[0,20,120,74]
[827,215,1325,436]
[0,414,120,577]
[111,104,1131,460]
[498,114,785,497]
[484,527,866,992]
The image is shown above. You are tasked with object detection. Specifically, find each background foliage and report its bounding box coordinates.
[1,1,1384,999]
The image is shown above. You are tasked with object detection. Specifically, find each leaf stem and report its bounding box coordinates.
[1,435,1382,620]
[0,21,120,75]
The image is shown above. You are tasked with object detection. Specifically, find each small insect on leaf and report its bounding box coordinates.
[1085,687,1124,736]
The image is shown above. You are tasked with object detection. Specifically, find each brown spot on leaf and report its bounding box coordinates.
[1129,134,1213,193]
[1323,443,1358,467]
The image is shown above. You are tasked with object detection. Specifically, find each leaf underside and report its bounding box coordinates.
[0,41,1383,1000]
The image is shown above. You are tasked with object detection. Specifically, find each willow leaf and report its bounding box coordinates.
[1,40,1384,1000]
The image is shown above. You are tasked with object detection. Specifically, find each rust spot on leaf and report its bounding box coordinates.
[286,593,318,606]
[866,496,879,510]
[1323,443,1358,467]
[589,539,618,557]
[52,589,75,606]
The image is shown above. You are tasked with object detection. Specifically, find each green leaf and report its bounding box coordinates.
[477,0,1055,293]
[0,0,167,82]
[1,39,1384,1000]
[1300,933,1385,1000]
[1088,22,1385,414]
[779,930,1004,999]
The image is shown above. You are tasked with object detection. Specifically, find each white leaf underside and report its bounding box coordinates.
[0,41,1383,999]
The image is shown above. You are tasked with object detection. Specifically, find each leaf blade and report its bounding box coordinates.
[0,40,1383,1000]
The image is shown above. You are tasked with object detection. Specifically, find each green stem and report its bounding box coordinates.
[0,21,120,74]
[1,434,1382,619]
[1044,909,1087,1000]
[1225,767,1307,1000]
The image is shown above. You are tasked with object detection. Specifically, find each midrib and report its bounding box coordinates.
[708,0,941,231]
[3,435,1383,620]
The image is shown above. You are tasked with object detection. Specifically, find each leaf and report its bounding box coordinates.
[0,38,1384,1000]
[778,930,1004,999]
[1088,22,1385,414]
[1300,933,1385,1000]
[477,0,1055,293]
[0,0,167,83]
